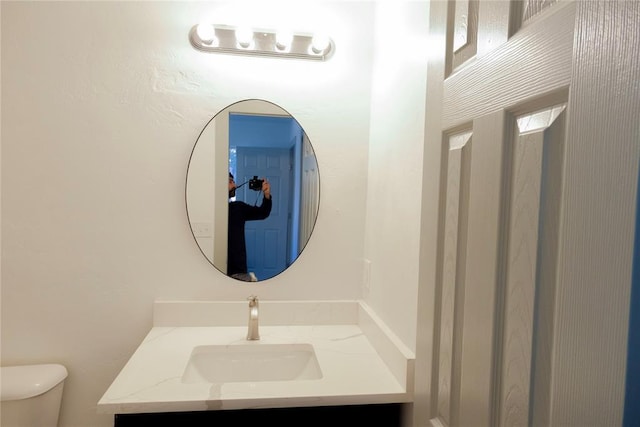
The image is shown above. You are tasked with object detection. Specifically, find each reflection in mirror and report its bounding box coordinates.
[186,100,320,282]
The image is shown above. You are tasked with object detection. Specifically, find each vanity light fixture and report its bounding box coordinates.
[189,24,334,61]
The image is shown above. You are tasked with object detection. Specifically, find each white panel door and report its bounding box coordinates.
[415,1,640,426]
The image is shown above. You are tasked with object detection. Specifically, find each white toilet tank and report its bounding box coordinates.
[1,364,68,427]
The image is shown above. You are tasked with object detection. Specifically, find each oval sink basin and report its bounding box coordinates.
[181,343,323,383]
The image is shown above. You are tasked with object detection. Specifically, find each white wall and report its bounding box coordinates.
[1,2,389,426]
[364,1,430,351]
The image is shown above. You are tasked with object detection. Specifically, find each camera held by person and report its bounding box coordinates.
[248,176,264,191]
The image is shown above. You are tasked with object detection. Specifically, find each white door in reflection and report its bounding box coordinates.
[235,147,291,281]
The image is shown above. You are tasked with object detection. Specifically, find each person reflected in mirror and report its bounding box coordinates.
[227,172,272,282]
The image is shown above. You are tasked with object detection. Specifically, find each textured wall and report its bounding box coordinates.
[1,2,394,426]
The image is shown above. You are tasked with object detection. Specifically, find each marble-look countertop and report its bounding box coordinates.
[97,301,414,414]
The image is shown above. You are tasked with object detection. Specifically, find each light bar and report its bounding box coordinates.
[189,24,334,61]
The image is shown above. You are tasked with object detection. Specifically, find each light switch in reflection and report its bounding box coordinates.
[192,222,213,238]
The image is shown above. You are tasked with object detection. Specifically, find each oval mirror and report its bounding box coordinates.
[186,99,320,282]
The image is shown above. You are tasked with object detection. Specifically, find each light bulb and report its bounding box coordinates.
[275,30,293,51]
[311,33,330,54]
[235,26,254,48]
[196,23,217,45]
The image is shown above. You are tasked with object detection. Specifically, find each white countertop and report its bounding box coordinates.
[97,301,414,414]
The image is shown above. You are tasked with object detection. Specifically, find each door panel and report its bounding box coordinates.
[437,129,472,427]
[448,0,478,74]
[418,1,639,427]
[498,104,567,426]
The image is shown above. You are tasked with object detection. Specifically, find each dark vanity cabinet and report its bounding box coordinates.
[114,403,404,426]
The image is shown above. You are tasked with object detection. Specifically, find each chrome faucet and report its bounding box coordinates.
[246,295,260,340]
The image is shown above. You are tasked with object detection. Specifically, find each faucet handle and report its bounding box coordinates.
[247,295,258,305]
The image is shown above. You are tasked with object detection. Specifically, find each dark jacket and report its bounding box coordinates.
[227,197,272,276]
